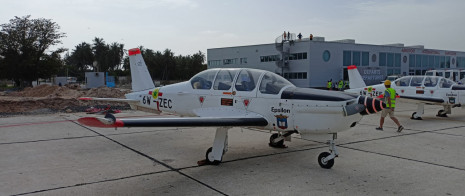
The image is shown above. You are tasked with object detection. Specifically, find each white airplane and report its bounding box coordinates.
[345,65,465,120]
[78,48,386,169]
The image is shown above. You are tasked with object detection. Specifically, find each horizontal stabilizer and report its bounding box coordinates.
[79,97,139,103]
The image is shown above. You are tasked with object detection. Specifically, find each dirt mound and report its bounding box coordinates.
[0,85,132,116]
[84,86,131,98]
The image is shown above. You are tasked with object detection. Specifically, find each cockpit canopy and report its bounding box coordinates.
[394,76,455,88]
[190,68,294,94]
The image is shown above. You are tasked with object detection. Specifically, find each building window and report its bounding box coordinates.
[416,55,422,67]
[362,52,369,66]
[260,55,279,62]
[395,54,401,67]
[446,56,451,68]
[352,51,360,66]
[343,51,351,66]
[379,53,386,66]
[240,58,247,64]
[440,56,445,68]
[208,60,222,66]
[387,53,393,67]
[422,55,428,68]
[224,58,237,65]
[283,72,307,79]
[458,57,465,68]
[322,50,330,62]
[428,56,434,68]
[289,52,307,60]
[409,54,415,67]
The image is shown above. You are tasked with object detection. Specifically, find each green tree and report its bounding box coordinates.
[107,42,124,71]
[66,42,93,72]
[0,15,66,87]
[92,37,108,72]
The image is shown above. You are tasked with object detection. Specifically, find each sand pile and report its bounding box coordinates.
[0,84,132,115]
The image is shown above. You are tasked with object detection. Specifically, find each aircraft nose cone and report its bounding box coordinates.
[358,96,385,115]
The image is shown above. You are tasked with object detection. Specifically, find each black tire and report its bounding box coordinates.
[411,112,422,120]
[205,147,221,165]
[269,133,284,147]
[437,109,447,117]
[318,152,335,169]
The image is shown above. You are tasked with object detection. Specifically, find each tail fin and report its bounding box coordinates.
[128,48,155,92]
[347,65,366,89]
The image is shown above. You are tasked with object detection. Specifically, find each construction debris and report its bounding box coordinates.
[0,84,132,116]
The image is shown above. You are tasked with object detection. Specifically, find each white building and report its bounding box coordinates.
[207,33,465,88]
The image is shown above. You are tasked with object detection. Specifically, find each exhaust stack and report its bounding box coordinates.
[358,96,386,115]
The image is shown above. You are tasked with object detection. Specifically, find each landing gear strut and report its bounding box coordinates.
[318,133,338,169]
[201,127,229,165]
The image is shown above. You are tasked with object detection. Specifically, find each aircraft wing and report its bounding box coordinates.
[398,95,444,104]
[79,97,139,103]
[78,113,268,128]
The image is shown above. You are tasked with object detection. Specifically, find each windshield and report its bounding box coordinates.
[190,69,218,89]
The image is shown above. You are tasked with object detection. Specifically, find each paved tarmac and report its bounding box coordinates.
[1,102,464,196]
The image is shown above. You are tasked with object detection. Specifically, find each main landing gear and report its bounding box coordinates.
[317,133,339,169]
[437,105,452,117]
[411,103,424,120]
[198,127,230,166]
[269,131,297,148]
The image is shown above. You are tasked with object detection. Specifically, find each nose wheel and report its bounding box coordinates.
[317,133,338,169]
[318,152,335,169]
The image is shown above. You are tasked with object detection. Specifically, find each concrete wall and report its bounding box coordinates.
[85,72,105,88]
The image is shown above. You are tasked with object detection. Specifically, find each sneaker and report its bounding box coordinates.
[397,126,404,132]
[375,127,383,131]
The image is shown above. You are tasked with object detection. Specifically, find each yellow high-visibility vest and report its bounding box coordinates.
[384,88,396,108]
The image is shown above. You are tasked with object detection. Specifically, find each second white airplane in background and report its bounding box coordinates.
[345,65,465,120]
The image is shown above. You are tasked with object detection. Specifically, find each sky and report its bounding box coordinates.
[1,0,465,56]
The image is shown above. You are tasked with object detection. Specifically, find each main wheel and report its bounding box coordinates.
[205,147,221,165]
[410,112,422,120]
[269,133,285,148]
[318,152,335,169]
[437,109,447,117]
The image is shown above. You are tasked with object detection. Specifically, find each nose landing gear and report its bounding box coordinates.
[317,133,338,169]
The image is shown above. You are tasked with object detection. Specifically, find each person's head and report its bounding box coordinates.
[384,80,391,87]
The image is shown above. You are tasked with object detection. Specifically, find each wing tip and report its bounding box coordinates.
[79,97,92,100]
[78,117,123,128]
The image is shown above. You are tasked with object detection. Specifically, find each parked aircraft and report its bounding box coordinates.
[345,65,465,120]
[78,48,385,169]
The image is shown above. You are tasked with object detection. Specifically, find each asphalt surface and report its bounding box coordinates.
[1,102,465,195]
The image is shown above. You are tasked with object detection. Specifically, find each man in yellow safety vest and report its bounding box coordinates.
[338,80,343,91]
[376,80,404,132]
[327,79,332,90]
